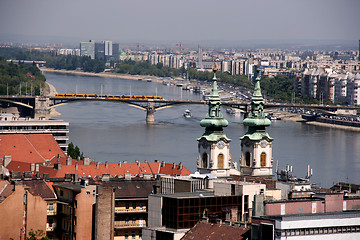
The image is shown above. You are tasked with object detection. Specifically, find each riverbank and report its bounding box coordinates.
[270,110,360,131]
[305,121,360,131]
[40,67,161,82]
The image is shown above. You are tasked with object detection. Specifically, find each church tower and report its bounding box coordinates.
[197,62,232,177]
[240,69,273,177]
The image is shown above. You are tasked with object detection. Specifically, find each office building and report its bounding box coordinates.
[80,40,95,59]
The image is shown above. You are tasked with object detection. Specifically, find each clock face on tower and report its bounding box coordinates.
[217,140,225,149]
[260,139,267,148]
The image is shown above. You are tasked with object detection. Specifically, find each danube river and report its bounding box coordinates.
[46,72,360,188]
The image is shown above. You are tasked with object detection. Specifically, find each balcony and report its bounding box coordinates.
[47,209,57,215]
[114,220,146,229]
[115,206,147,213]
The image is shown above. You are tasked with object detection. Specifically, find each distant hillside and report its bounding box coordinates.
[0,59,46,95]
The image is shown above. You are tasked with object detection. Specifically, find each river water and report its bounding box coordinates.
[45,72,360,188]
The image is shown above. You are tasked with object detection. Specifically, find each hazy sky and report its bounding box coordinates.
[0,0,359,44]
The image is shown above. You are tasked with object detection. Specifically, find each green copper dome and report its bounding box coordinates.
[241,74,272,141]
[198,63,230,142]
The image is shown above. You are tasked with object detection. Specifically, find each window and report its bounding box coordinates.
[125,232,129,240]
[202,153,208,168]
[133,218,136,224]
[46,202,54,213]
[125,218,129,224]
[133,202,136,209]
[132,231,136,239]
[126,202,129,209]
[245,152,251,166]
[218,154,224,169]
[260,152,266,167]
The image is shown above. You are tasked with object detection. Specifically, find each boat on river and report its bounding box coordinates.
[183,109,192,118]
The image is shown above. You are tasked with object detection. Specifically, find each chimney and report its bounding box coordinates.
[135,160,140,167]
[30,163,35,173]
[97,162,100,168]
[172,162,176,169]
[58,154,61,159]
[75,163,78,170]
[3,155,11,167]
[224,220,231,226]
[179,162,183,170]
[161,161,165,167]
[66,156,72,166]
[24,171,32,179]
[83,157,91,165]
[118,161,122,168]
[105,161,108,169]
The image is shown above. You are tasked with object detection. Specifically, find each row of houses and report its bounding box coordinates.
[298,68,360,105]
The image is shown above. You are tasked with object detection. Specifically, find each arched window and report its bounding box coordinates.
[260,152,266,167]
[245,152,251,166]
[202,153,208,168]
[218,154,224,169]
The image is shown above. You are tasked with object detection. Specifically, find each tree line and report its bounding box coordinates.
[0,59,45,95]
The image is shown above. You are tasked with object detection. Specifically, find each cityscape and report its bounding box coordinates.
[1,0,360,240]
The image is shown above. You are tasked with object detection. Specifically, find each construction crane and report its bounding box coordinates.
[175,42,192,55]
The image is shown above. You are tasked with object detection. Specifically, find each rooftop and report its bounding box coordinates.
[254,210,360,222]
[181,221,250,240]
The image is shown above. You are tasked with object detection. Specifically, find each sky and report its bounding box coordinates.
[0,0,359,46]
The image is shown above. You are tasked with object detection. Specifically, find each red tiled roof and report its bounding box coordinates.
[38,161,191,179]
[6,160,32,173]
[0,134,191,179]
[181,221,250,240]
[0,134,67,164]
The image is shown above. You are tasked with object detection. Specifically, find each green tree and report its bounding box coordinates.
[67,142,84,160]
[26,230,50,240]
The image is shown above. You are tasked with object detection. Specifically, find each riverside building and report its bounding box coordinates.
[0,113,69,153]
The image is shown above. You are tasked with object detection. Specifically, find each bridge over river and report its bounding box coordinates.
[1,94,359,124]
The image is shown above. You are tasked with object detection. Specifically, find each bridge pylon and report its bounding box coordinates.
[146,101,156,124]
[34,96,51,119]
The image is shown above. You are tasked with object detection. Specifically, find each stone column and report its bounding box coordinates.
[34,96,51,119]
[146,101,155,124]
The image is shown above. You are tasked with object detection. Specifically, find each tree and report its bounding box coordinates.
[26,230,50,240]
[67,142,84,160]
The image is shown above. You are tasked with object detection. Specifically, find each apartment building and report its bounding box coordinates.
[0,181,47,240]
